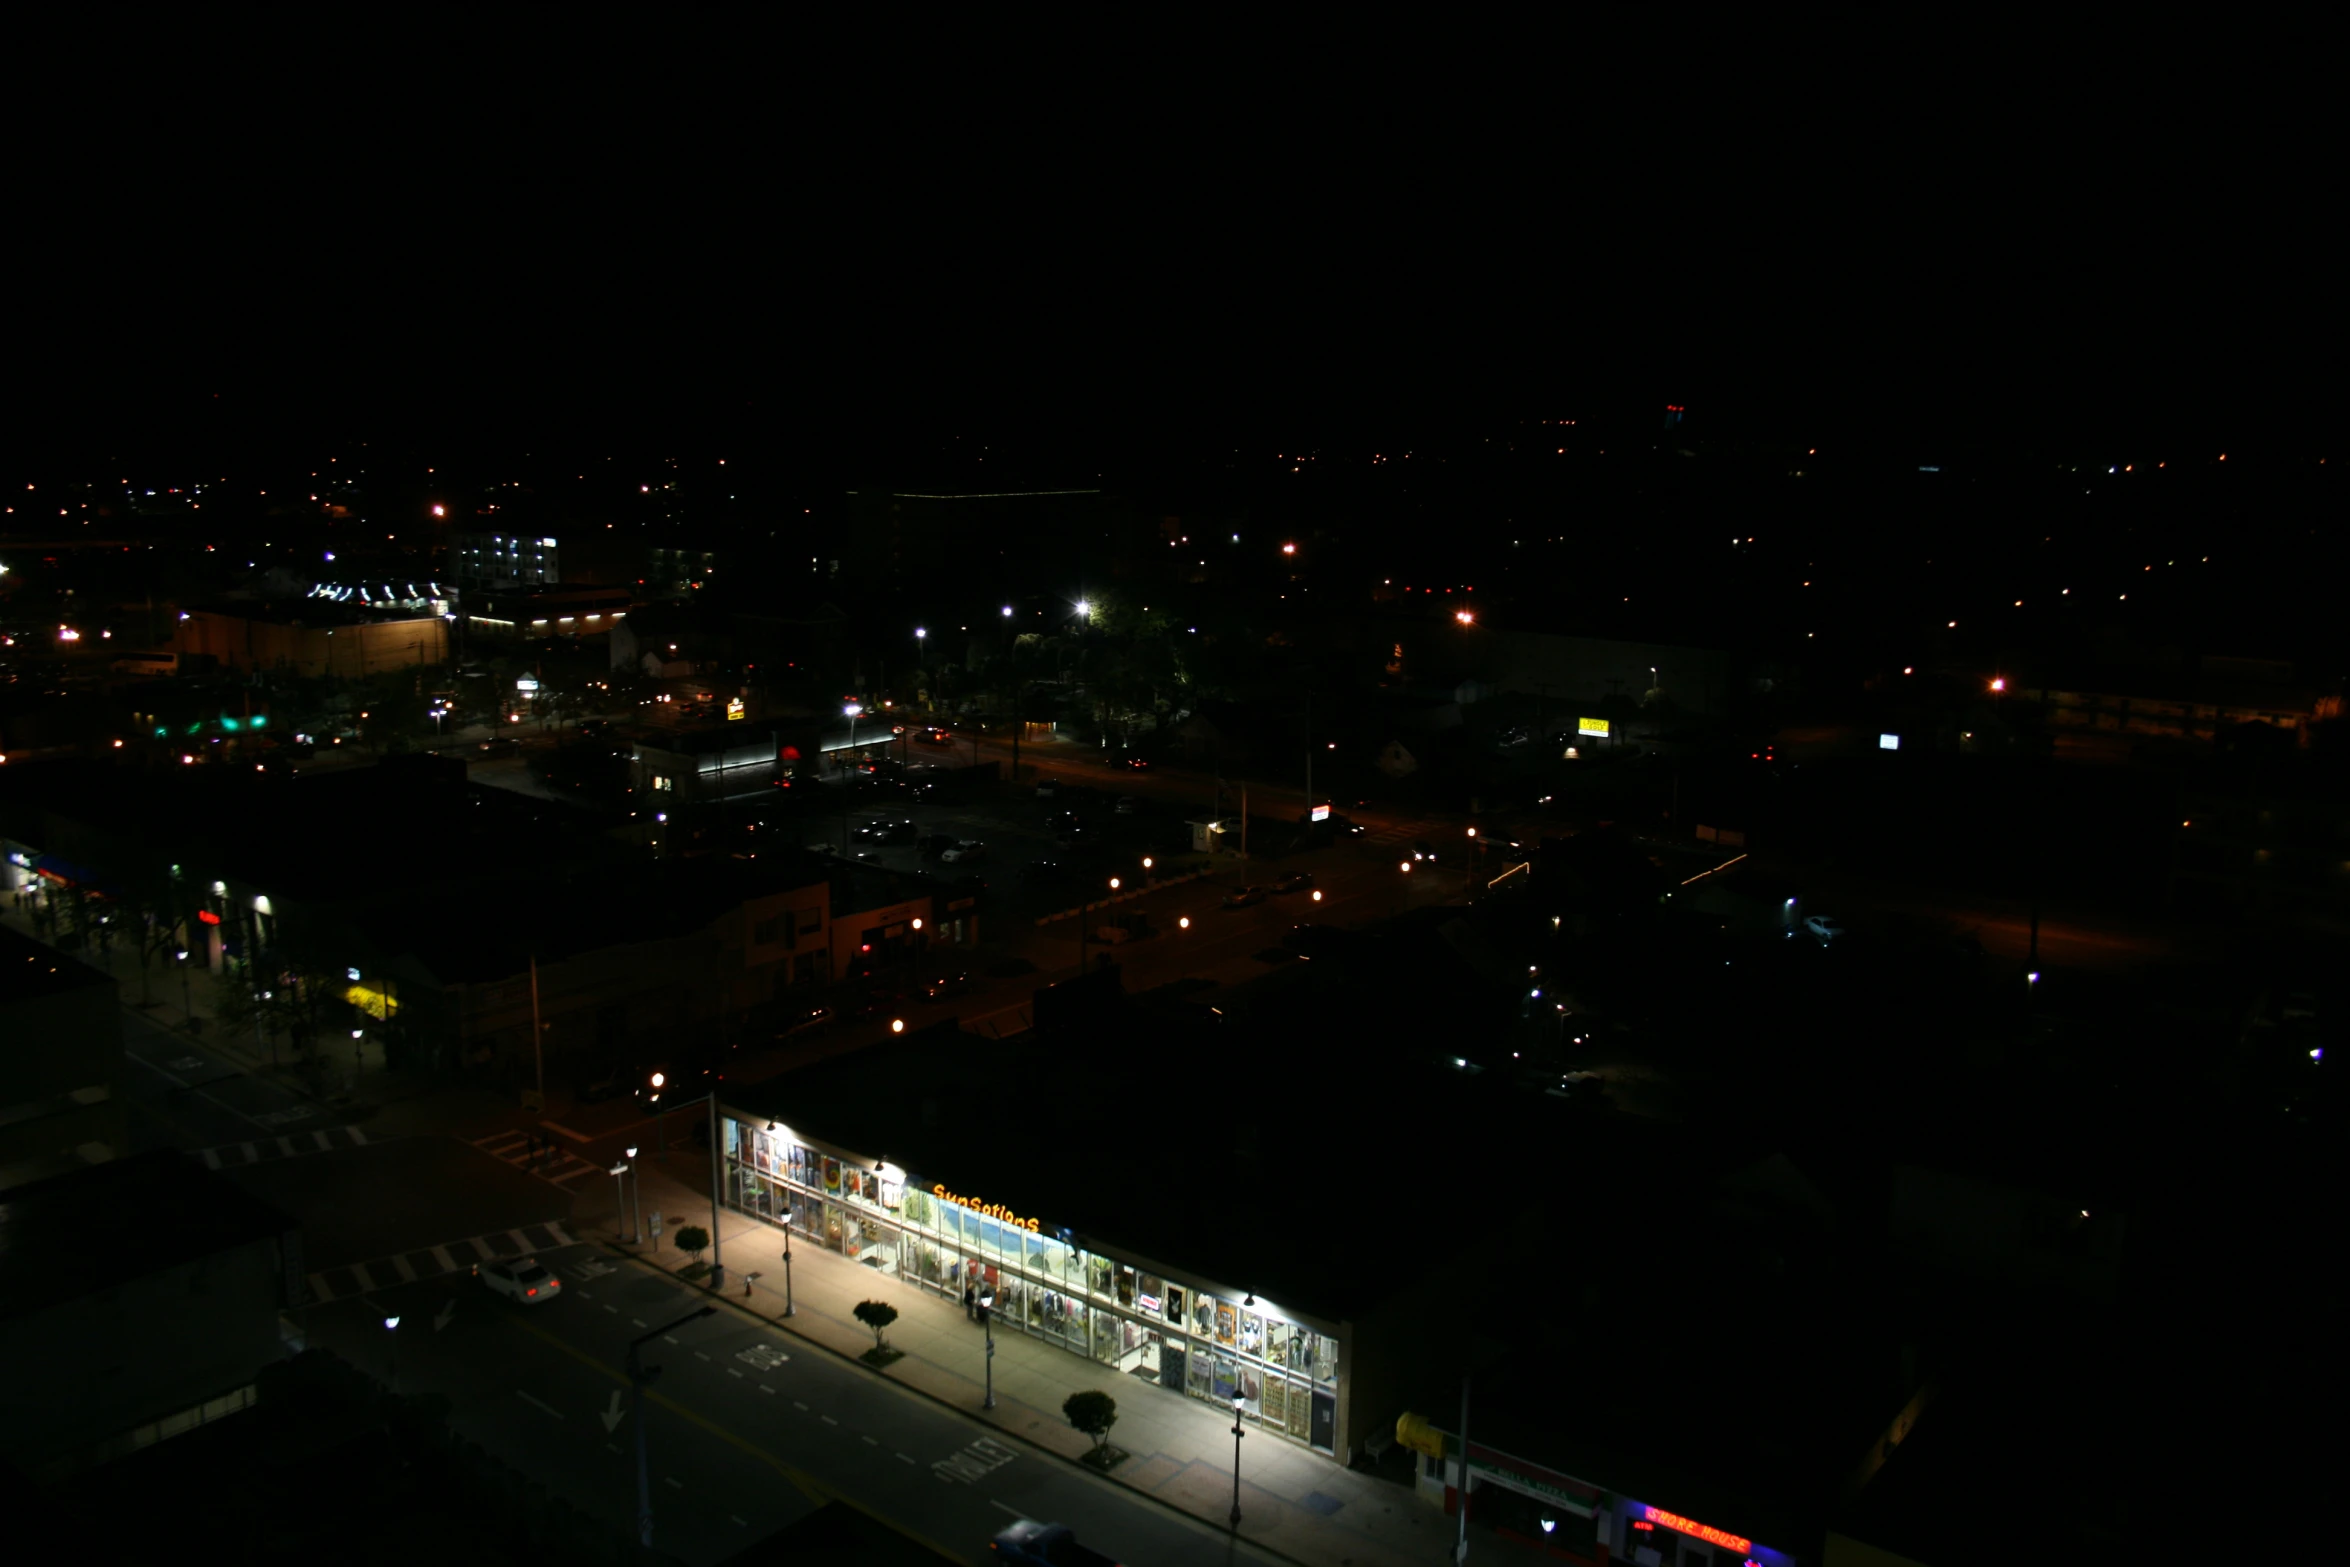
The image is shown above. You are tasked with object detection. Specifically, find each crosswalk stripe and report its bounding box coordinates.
[239,1142,257,1162]
[389,1254,417,1283]
[312,1130,334,1152]
[469,1236,498,1261]
[275,1136,297,1158]
[508,1228,536,1255]
[347,1125,369,1144]
[307,1271,334,1302]
[349,1261,378,1292]
[201,1147,222,1170]
[432,1245,458,1272]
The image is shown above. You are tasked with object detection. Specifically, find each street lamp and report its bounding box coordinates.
[779,1200,796,1318]
[629,1306,718,1553]
[1229,1389,1246,1526]
[910,917,924,989]
[610,1156,639,1244]
[383,1315,401,1395]
[979,1287,998,1409]
[1001,605,1013,618]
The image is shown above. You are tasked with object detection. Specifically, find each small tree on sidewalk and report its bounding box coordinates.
[674,1224,710,1263]
[853,1299,898,1351]
[1064,1390,1118,1456]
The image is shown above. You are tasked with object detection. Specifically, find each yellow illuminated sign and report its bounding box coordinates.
[345,982,400,1020]
[1577,717,1609,736]
[726,697,745,721]
[932,1183,1042,1233]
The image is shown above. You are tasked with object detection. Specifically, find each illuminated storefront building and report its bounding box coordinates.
[720,1109,1345,1452]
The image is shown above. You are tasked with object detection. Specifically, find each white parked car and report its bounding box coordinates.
[476,1257,563,1304]
[1804,914,1846,941]
[940,840,988,863]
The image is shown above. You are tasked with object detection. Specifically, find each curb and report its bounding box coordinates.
[600,1235,1332,1567]
[1033,867,1216,926]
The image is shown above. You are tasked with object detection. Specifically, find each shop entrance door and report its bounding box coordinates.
[1160,1340,1186,1395]
[1310,1389,1336,1451]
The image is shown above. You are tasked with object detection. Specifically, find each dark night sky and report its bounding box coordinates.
[9,33,2333,475]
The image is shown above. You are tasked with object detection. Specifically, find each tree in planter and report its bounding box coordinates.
[673,1224,710,1263]
[853,1299,899,1352]
[1063,1390,1118,1456]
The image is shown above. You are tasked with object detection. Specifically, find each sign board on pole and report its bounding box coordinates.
[1578,717,1609,736]
[726,697,746,721]
[515,678,540,693]
[1311,805,1331,822]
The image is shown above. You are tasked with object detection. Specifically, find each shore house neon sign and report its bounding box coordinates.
[1642,1507,1750,1555]
[932,1184,1042,1233]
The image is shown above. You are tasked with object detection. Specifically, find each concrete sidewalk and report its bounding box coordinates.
[601,1153,1550,1567]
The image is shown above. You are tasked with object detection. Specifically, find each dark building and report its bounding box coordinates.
[0,1150,297,1479]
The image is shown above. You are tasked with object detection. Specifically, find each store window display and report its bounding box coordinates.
[722,1119,1345,1454]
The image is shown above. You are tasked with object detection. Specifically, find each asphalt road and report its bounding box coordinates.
[119,1005,349,1155]
[304,1246,1290,1567]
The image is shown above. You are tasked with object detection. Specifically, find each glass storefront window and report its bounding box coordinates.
[1239,1311,1264,1356]
[1215,1300,1238,1347]
[1266,1320,1293,1370]
[1192,1292,1218,1340]
[1164,1283,1186,1327]
[1139,1274,1165,1321]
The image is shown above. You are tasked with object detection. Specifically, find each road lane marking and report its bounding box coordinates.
[991,1501,1030,1520]
[793,1401,808,1410]
[605,1305,619,1313]
[201,1148,222,1170]
[489,1272,964,1562]
[388,1254,417,1284]
[516,1391,564,1420]
[694,1350,711,1361]
[633,1318,648,1327]
[663,1476,683,1490]
[861,1435,878,1446]
[896,1453,915,1464]
[728,1369,743,1378]
[240,1142,257,1162]
[757,1385,775,1395]
[431,1245,458,1272]
[820,1415,838,1426]
[731,1515,747,1527]
[348,1125,369,1144]
[312,1130,333,1152]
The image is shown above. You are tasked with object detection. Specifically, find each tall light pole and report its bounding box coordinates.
[913,628,926,709]
[842,702,862,854]
[1228,1390,1246,1526]
[779,1197,795,1318]
[910,917,924,990]
[610,1158,634,1243]
[625,1147,640,1243]
[706,1088,726,1292]
[383,1314,401,1396]
[979,1286,997,1409]
[629,1305,717,1555]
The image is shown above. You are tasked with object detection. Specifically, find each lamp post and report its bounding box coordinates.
[383,1314,401,1395]
[1399,859,1413,914]
[611,1158,635,1243]
[914,628,926,709]
[1141,856,1154,886]
[629,1305,717,1554]
[1465,825,1479,901]
[779,1200,795,1318]
[1228,1390,1246,1526]
[625,1147,640,1243]
[706,1088,726,1293]
[910,917,924,990]
[979,1286,997,1409]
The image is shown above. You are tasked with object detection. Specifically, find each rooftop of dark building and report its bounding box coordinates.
[0,1150,294,1321]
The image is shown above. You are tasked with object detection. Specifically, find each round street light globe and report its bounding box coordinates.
[1178,916,1190,929]
[1312,890,1323,901]
[1001,606,1012,617]
[1109,878,1121,890]
[891,1018,905,1034]
[651,1072,666,1089]
[1400,862,1412,873]
[384,1316,400,1331]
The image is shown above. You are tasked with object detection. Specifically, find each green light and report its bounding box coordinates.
[154,727,166,738]
[220,718,241,732]
[250,715,267,729]
[184,724,202,736]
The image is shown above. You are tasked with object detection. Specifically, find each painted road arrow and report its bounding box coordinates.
[600,1392,626,1434]
[435,1299,457,1332]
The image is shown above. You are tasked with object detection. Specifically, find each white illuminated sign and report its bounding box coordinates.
[1879,733,1899,751]
[1311,805,1331,822]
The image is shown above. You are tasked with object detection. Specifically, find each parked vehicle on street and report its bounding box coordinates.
[779,1006,835,1038]
[1114,795,1141,815]
[1035,778,1062,798]
[941,840,988,863]
[476,1257,563,1304]
[1222,885,1266,909]
[1270,870,1315,894]
[1804,914,1846,942]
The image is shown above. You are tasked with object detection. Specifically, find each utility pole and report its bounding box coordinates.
[1453,1372,1473,1564]
[528,953,545,1111]
[1303,691,1313,818]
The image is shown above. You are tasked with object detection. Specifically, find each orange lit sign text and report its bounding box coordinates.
[932,1183,1042,1233]
[1641,1507,1750,1555]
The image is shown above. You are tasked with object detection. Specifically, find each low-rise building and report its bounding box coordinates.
[0,922,123,1187]
[0,1150,297,1478]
